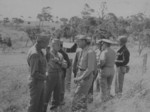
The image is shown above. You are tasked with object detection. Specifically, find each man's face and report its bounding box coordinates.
[53,42,60,51]
[101,42,107,50]
[118,40,124,46]
[77,39,86,49]
[39,40,49,49]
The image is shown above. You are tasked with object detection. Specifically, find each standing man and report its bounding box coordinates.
[71,35,97,112]
[98,39,116,102]
[115,36,130,96]
[59,40,71,105]
[27,34,50,112]
[43,39,67,112]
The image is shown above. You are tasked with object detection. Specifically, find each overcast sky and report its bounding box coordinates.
[0,0,150,21]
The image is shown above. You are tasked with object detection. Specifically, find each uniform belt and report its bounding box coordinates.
[79,68,86,71]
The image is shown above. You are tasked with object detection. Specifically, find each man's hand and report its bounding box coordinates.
[115,60,123,63]
[74,77,82,84]
[61,60,67,68]
[52,57,59,63]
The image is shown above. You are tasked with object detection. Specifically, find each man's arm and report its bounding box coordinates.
[29,54,46,81]
[72,52,79,77]
[98,51,106,69]
[64,52,71,68]
[115,50,130,66]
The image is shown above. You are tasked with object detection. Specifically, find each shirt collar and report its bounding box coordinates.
[118,45,126,51]
[82,45,90,52]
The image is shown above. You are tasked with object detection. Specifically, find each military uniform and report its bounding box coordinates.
[99,47,116,102]
[27,45,47,112]
[58,49,71,104]
[72,46,96,112]
[87,48,99,103]
[43,50,66,112]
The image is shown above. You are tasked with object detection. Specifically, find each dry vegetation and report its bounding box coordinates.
[0,27,150,112]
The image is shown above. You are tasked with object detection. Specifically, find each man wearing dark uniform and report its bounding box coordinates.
[27,34,50,112]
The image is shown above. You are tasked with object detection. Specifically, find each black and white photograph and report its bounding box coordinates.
[0,0,150,112]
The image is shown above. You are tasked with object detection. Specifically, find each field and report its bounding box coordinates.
[0,28,150,112]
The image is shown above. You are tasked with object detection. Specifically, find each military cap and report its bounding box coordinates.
[97,39,116,44]
[118,35,128,44]
[51,38,60,44]
[36,32,50,42]
[75,34,85,39]
[76,35,91,42]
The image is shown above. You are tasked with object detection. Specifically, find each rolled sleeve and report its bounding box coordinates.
[81,51,96,79]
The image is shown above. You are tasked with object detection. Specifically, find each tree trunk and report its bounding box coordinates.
[138,39,143,55]
[142,53,148,74]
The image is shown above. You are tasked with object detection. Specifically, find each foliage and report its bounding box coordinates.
[81,3,95,18]
[3,17,10,26]
[37,6,53,28]
[25,26,41,44]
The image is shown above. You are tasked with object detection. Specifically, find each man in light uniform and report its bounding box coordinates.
[27,33,50,112]
[43,39,67,112]
[71,35,97,112]
[98,39,116,102]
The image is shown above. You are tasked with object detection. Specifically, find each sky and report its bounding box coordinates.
[0,0,150,21]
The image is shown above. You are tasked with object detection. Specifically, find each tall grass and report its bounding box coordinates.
[0,45,150,112]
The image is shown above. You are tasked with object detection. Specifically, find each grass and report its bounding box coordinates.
[0,27,150,112]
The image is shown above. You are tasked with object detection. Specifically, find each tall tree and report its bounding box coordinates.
[60,18,68,24]
[12,18,24,28]
[37,6,53,28]
[3,17,9,26]
[81,3,95,18]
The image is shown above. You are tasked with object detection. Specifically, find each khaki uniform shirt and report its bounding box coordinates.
[47,50,67,73]
[99,47,116,68]
[77,46,97,79]
[27,45,47,81]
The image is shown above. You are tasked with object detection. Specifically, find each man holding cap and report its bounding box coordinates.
[115,35,130,96]
[59,40,71,105]
[98,39,116,102]
[71,35,97,112]
[43,39,67,112]
[27,33,50,112]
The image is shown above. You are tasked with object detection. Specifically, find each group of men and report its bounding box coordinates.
[71,35,130,112]
[27,33,130,112]
[27,34,70,112]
